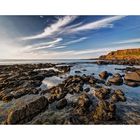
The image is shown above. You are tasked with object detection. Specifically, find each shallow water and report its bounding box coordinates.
[40,62,140,124]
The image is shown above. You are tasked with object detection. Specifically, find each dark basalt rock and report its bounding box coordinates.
[94,87,110,100]
[99,71,109,79]
[55,65,71,73]
[84,87,90,92]
[75,70,81,73]
[2,94,14,102]
[73,93,91,115]
[11,88,39,99]
[108,73,123,85]
[110,89,126,103]
[92,100,116,123]
[56,98,67,109]
[6,96,48,124]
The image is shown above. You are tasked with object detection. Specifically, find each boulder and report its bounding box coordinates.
[77,94,91,108]
[110,89,126,102]
[75,71,81,73]
[56,98,67,109]
[84,87,90,92]
[124,72,140,82]
[74,93,91,115]
[2,94,14,102]
[99,71,109,79]
[6,96,48,124]
[124,80,139,87]
[92,100,116,122]
[108,73,123,85]
[94,87,110,100]
[11,88,39,99]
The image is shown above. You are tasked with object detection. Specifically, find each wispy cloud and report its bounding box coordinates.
[23,38,63,51]
[68,16,126,33]
[55,46,67,49]
[74,48,112,55]
[112,38,140,44]
[21,16,77,40]
[63,37,87,45]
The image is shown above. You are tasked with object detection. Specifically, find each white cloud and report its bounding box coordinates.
[55,46,67,49]
[69,16,126,33]
[63,37,87,45]
[23,38,63,51]
[112,38,140,44]
[21,16,77,40]
[74,48,112,55]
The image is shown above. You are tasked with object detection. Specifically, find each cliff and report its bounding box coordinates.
[99,48,140,60]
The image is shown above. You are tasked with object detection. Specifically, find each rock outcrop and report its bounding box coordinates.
[6,96,48,124]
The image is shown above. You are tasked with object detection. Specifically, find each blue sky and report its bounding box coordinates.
[0,15,140,59]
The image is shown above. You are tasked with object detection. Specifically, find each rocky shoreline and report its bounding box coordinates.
[0,61,140,124]
[94,59,140,66]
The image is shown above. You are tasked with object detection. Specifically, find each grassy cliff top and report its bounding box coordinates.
[99,48,140,60]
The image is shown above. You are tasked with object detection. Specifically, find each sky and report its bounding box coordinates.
[0,15,140,59]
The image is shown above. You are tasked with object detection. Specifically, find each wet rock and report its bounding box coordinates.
[108,73,123,85]
[82,69,87,71]
[75,70,81,73]
[2,94,14,102]
[77,94,91,108]
[124,80,139,87]
[0,91,7,100]
[56,92,67,101]
[92,100,116,123]
[110,89,126,102]
[124,72,140,82]
[56,98,67,109]
[84,87,90,92]
[64,114,82,124]
[97,61,109,65]
[73,84,83,93]
[99,71,109,79]
[6,96,48,124]
[106,81,111,86]
[88,77,97,85]
[48,95,56,103]
[74,93,91,115]
[94,87,110,100]
[11,88,39,99]
[96,79,105,84]
[55,66,70,73]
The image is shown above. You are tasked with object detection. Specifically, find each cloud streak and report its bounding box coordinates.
[63,37,87,45]
[68,16,126,33]
[112,38,140,44]
[21,16,77,40]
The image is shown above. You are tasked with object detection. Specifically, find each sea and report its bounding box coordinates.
[0,59,96,65]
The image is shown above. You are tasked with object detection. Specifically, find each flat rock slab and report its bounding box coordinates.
[124,72,140,82]
[0,95,48,124]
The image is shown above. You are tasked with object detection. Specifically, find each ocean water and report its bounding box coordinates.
[0,59,96,65]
